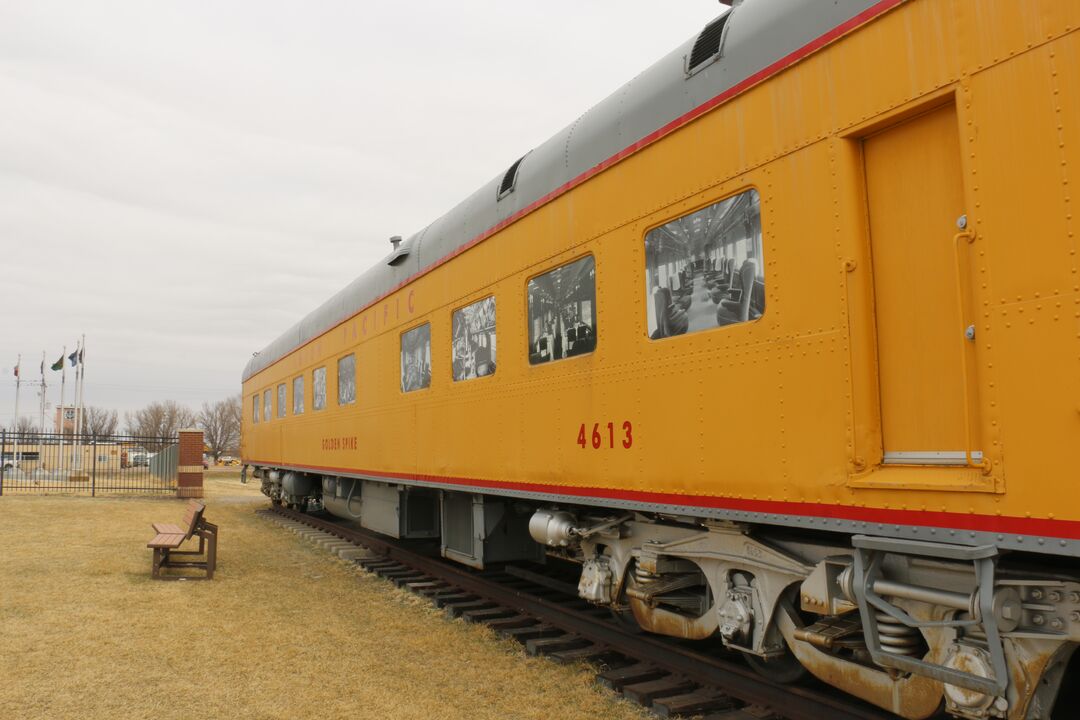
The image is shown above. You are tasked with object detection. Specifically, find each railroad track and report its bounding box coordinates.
[261,505,902,720]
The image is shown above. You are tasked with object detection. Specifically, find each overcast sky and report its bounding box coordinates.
[0,0,718,427]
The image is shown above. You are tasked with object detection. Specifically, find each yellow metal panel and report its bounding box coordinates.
[964,0,1080,75]
[990,299,1080,503]
[763,143,845,335]
[1049,30,1080,291]
[970,45,1074,303]
[773,336,854,502]
[828,0,963,133]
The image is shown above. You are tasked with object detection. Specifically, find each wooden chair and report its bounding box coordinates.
[147,500,218,580]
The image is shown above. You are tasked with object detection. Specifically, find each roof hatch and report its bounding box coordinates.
[497,154,526,200]
[687,12,730,75]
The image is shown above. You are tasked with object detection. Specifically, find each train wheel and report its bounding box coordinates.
[743,589,811,684]
[609,606,642,633]
[1051,649,1080,719]
[743,642,808,684]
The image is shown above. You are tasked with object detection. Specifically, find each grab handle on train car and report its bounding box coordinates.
[841,258,866,472]
[952,228,991,474]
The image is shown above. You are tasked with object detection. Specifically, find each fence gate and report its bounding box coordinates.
[0,431,180,496]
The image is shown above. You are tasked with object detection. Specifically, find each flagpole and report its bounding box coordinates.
[71,339,80,471]
[77,335,86,437]
[75,336,85,470]
[58,345,66,475]
[13,354,20,469]
[39,352,46,439]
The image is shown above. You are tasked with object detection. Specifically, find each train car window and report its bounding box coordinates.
[277,383,287,418]
[452,297,496,381]
[313,367,326,410]
[292,376,304,415]
[527,255,596,365]
[337,354,356,405]
[252,394,259,424]
[401,323,432,392]
[644,188,765,339]
[262,389,271,422]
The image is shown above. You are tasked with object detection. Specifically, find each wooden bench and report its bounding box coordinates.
[147,500,218,580]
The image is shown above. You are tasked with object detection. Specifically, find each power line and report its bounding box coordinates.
[3,379,235,393]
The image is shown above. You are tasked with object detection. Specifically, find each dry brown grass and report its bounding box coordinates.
[0,470,651,720]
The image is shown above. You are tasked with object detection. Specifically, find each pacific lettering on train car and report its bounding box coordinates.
[320,436,357,451]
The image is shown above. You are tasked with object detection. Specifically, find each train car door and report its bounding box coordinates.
[863,103,983,467]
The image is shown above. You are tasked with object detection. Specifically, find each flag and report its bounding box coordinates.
[13,362,18,378]
[51,355,64,371]
[68,350,79,367]
[78,348,84,364]
[39,359,43,375]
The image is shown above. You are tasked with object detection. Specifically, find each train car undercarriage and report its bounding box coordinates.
[255,467,1079,720]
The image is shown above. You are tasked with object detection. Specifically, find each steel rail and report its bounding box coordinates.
[271,506,900,720]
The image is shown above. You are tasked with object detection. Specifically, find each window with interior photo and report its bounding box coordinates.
[452,297,496,381]
[644,188,765,339]
[527,256,596,365]
[313,367,326,410]
[401,324,432,392]
[262,388,271,422]
[293,376,304,414]
[338,355,356,405]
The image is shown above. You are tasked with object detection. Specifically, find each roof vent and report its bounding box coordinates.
[497,155,526,200]
[387,235,409,266]
[687,12,730,74]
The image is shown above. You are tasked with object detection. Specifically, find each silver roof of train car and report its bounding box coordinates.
[243,0,883,383]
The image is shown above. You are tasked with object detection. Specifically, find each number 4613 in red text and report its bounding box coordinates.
[577,421,633,449]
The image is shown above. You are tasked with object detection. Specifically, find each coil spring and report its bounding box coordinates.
[876,611,922,656]
[633,566,661,585]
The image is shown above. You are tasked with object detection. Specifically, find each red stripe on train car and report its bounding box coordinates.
[245,458,1080,542]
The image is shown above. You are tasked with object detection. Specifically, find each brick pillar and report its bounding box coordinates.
[177,429,204,498]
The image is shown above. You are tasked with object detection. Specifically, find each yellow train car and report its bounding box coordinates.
[241,1,1080,717]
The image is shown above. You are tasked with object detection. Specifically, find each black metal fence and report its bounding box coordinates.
[0,430,180,496]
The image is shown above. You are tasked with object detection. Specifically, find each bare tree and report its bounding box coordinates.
[198,395,241,461]
[13,416,37,435]
[124,400,197,444]
[83,406,119,438]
